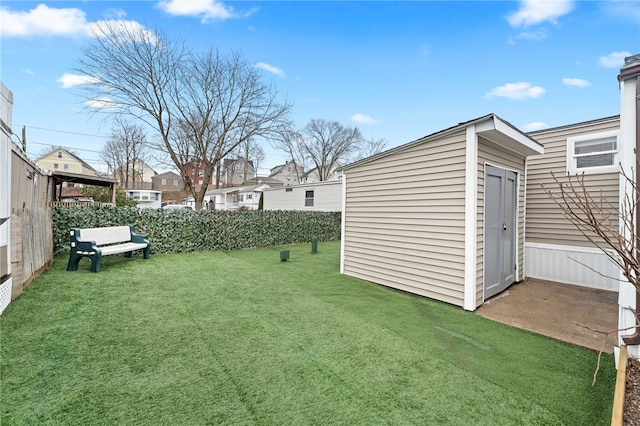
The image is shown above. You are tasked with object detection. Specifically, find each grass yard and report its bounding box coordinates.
[1,241,615,425]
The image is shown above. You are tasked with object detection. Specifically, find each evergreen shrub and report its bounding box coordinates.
[52,206,341,254]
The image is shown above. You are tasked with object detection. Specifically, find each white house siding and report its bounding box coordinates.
[476,137,526,307]
[263,181,342,211]
[526,117,620,290]
[342,131,468,307]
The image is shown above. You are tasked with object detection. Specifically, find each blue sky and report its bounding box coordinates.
[1,0,639,175]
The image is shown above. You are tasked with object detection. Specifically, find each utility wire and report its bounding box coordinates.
[18,125,106,139]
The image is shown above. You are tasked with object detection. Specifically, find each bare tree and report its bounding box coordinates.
[271,119,362,182]
[74,21,290,210]
[544,168,639,291]
[101,118,149,189]
[271,129,308,182]
[355,136,388,161]
[301,119,362,181]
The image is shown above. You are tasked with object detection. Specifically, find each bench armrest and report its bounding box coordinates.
[69,228,98,251]
[129,225,150,245]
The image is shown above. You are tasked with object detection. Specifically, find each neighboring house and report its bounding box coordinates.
[246,176,284,188]
[263,181,342,212]
[269,160,305,186]
[35,147,96,176]
[525,115,621,291]
[190,184,269,211]
[300,166,342,183]
[220,157,256,186]
[152,171,183,191]
[125,189,162,209]
[184,160,214,186]
[188,187,239,210]
[238,184,269,210]
[340,114,543,311]
[114,159,157,190]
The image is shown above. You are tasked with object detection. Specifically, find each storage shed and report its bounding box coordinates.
[340,114,543,311]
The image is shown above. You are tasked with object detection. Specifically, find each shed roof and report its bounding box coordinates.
[343,114,543,171]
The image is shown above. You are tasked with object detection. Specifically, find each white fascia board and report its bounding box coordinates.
[463,125,478,311]
[475,116,544,156]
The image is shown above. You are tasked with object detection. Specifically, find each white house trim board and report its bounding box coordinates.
[618,59,639,354]
[340,173,347,274]
[463,125,478,311]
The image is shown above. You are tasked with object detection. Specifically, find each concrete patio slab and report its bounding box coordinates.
[476,278,618,353]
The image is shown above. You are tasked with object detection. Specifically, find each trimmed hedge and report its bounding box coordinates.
[52,206,342,254]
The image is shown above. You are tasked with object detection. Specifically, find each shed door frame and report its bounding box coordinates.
[483,163,518,300]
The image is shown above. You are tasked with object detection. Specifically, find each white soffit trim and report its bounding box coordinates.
[475,115,544,156]
[463,125,478,311]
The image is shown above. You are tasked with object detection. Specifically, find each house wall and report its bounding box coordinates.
[0,82,12,314]
[342,130,468,307]
[476,137,526,306]
[36,149,95,175]
[126,190,162,209]
[263,181,342,212]
[525,117,620,290]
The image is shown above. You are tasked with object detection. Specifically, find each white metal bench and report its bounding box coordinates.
[66,225,150,273]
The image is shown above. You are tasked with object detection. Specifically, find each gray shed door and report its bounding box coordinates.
[484,165,517,299]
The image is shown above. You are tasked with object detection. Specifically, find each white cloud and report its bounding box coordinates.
[86,98,117,110]
[0,4,88,37]
[23,69,34,75]
[255,62,285,78]
[484,82,546,100]
[599,51,631,68]
[156,0,235,22]
[562,77,591,87]
[507,0,574,28]
[86,20,158,44]
[523,122,549,132]
[351,114,376,125]
[516,28,548,41]
[57,73,100,89]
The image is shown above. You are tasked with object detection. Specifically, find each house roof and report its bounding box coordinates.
[239,184,268,193]
[526,115,620,136]
[204,187,240,196]
[152,171,182,180]
[223,158,255,169]
[246,176,283,185]
[269,160,302,176]
[50,171,118,187]
[342,113,544,171]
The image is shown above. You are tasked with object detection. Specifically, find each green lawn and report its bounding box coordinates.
[1,241,615,425]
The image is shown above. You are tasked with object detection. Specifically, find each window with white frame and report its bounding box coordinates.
[305,190,314,207]
[567,131,619,175]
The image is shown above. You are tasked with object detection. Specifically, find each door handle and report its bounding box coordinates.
[502,223,507,231]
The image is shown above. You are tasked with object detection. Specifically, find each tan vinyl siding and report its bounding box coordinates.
[526,118,620,247]
[476,138,526,307]
[343,131,468,307]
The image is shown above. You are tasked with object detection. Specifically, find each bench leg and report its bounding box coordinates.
[143,245,150,259]
[124,251,132,258]
[67,252,81,271]
[90,254,102,273]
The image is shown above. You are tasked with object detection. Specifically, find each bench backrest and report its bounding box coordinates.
[78,226,131,245]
